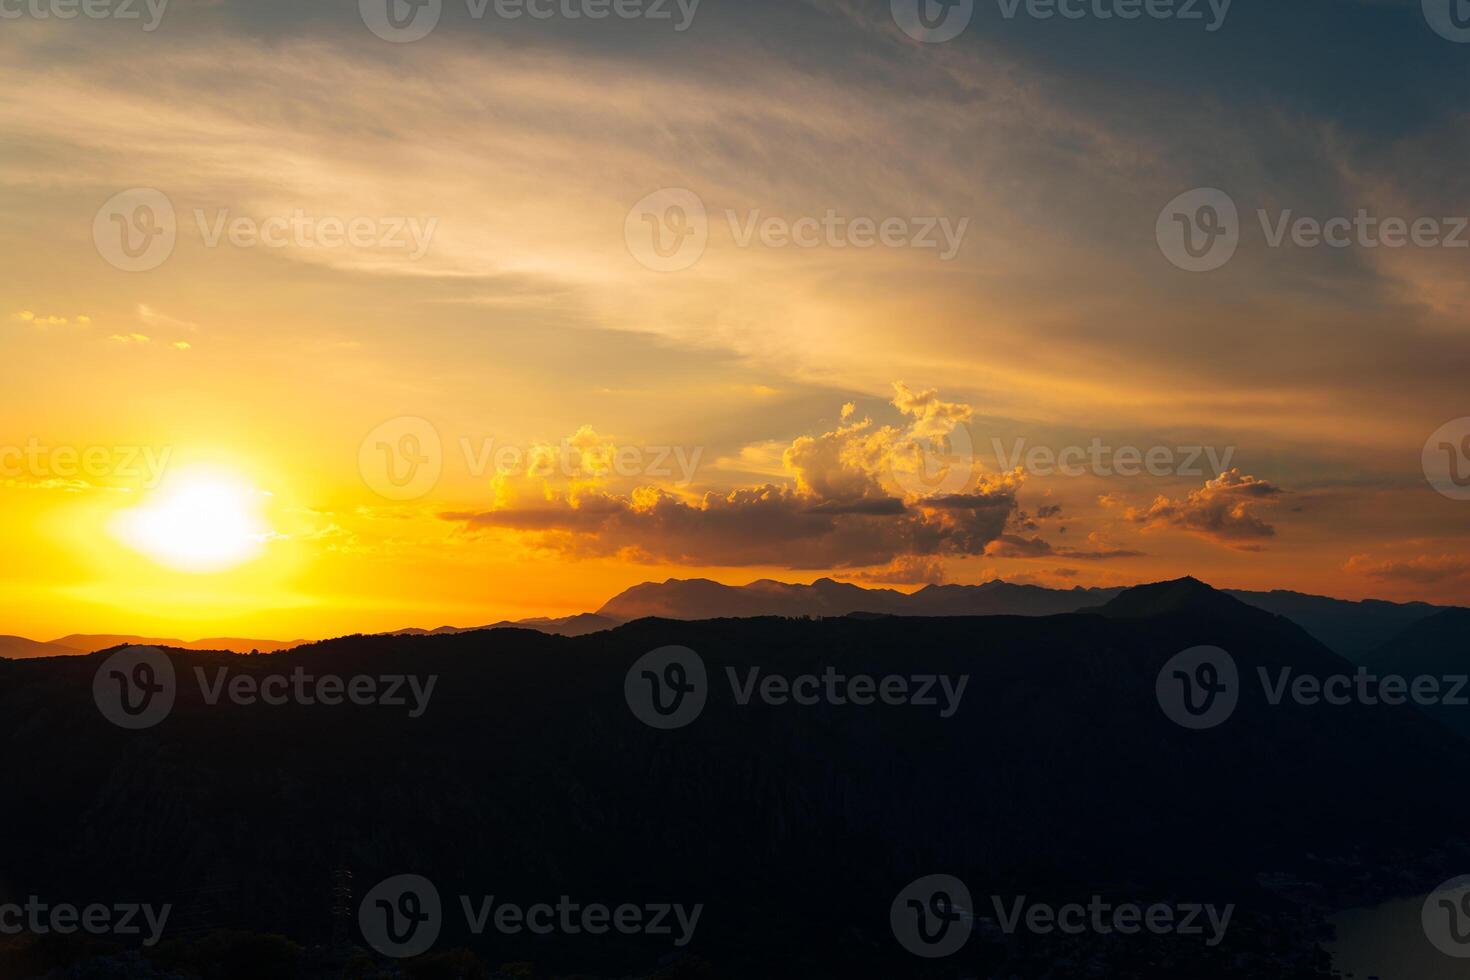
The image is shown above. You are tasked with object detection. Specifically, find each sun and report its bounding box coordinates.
[112,467,273,572]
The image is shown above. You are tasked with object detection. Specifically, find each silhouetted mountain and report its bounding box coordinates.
[2,580,1467,977]
[388,612,621,639]
[1360,608,1470,740]
[1094,575,1251,619]
[0,635,72,659]
[597,576,1122,620]
[1222,588,1449,662]
[595,577,1457,661]
[48,634,305,655]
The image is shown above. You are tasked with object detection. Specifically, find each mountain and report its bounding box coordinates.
[388,612,620,638]
[48,634,305,655]
[596,576,1122,620]
[597,577,1457,660]
[1223,588,1448,661]
[0,635,73,659]
[1360,608,1470,739]
[3,579,1467,977]
[1096,575,1251,619]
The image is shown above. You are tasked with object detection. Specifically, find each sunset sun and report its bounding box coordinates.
[111,468,271,573]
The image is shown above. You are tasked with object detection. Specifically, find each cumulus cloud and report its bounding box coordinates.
[847,555,947,585]
[11,310,86,328]
[985,533,1143,561]
[443,385,1031,569]
[1122,469,1283,549]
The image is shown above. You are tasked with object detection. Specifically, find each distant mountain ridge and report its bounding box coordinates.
[596,576,1124,620]
[0,635,74,659]
[595,577,1460,660]
[387,612,619,638]
[48,634,307,656]
[6,578,1462,661]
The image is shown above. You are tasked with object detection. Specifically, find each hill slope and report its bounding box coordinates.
[2,581,1466,976]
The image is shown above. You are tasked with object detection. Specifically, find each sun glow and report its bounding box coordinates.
[112,467,272,572]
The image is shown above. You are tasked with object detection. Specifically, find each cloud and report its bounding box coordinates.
[11,310,86,328]
[985,533,1143,561]
[847,555,947,586]
[1123,469,1283,549]
[443,385,1025,568]
[1345,553,1470,585]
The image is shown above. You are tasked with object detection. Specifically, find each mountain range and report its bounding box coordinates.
[2,577,1461,664]
[2,578,1467,977]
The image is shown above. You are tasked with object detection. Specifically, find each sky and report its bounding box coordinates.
[2,0,1468,641]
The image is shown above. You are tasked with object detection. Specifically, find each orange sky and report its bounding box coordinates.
[2,4,1468,642]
